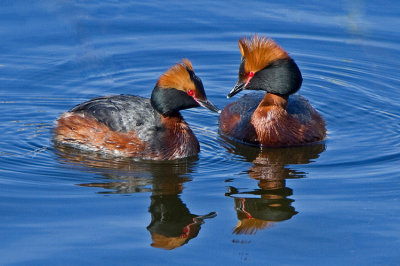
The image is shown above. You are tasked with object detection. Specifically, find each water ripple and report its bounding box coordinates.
[1,29,399,189]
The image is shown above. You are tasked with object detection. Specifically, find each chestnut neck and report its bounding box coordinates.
[259,93,288,109]
[160,112,185,127]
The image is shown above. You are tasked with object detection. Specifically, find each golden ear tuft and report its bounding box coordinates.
[156,59,196,92]
[181,58,193,71]
[238,40,245,57]
[238,35,289,73]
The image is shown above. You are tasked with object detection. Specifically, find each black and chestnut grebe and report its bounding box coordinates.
[54,59,219,160]
[219,35,326,147]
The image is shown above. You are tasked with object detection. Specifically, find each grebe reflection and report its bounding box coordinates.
[54,145,216,249]
[222,138,325,235]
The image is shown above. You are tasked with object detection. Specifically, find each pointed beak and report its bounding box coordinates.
[197,98,221,113]
[227,81,245,99]
[227,74,254,99]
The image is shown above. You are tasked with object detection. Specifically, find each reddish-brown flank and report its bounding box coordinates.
[220,94,326,147]
[54,113,147,156]
[54,113,200,160]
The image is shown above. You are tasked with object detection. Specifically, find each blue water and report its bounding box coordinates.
[1,0,400,265]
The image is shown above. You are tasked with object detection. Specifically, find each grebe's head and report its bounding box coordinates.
[151,59,220,116]
[228,35,303,98]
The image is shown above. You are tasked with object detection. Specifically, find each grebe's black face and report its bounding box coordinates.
[151,87,197,116]
[151,68,219,116]
[228,58,303,98]
[238,57,246,81]
[227,57,252,98]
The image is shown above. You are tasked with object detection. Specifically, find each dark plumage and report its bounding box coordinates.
[219,35,326,147]
[54,59,219,160]
[71,95,161,136]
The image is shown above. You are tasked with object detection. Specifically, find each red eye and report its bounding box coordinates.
[187,90,194,96]
[248,71,254,77]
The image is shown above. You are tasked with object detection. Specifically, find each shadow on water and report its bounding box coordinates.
[54,145,217,250]
[221,138,326,235]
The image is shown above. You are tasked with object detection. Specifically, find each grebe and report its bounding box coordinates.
[55,59,219,160]
[219,35,326,147]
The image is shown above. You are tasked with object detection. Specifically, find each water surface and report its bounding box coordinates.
[1,0,400,265]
